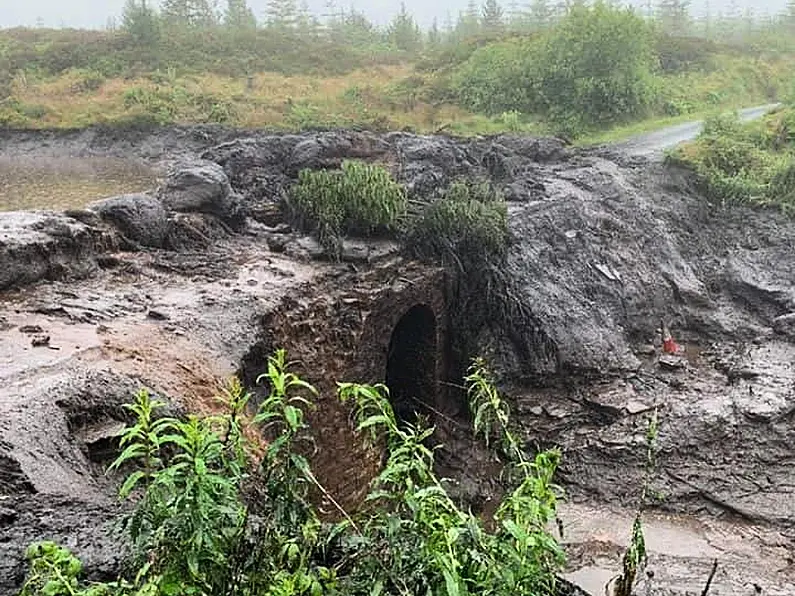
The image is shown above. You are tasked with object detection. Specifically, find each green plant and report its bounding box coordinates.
[288,160,407,257]
[21,351,566,596]
[336,361,564,596]
[612,408,657,596]
[107,388,176,497]
[536,2,657,133]
[122,86,178,125]
[672,107,795,210]
[404,179,508,271]
[20,541,84,596]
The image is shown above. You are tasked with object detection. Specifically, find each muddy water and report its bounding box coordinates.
[559,502,795,596]
[0,156,158,211]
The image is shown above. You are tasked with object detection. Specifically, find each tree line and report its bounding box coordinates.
[120,0,795,50]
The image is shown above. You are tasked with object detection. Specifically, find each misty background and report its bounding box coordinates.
[1,0,790,29]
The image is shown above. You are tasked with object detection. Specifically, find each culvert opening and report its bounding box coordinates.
[386,304,437,425]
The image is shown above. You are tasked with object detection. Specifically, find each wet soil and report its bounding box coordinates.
[2,126,795,595]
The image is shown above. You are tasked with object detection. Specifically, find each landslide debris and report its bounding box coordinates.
[3,127,795,594]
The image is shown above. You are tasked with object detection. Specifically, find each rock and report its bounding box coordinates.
[147,309,170,321]
[0,211,110,291]
[288,132,393,174]
[659,354,687,370]
[0,506,17,524]
[266,234,288,253]
[19,325,44,334]
[493,135,569,162]
[772,312,795,337]
[90,194,168,248]
[31,335,51,347]
[159,160,245,228]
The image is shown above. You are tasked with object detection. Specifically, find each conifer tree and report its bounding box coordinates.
[388,2,423,52]
[428,18,442,47]
[529,0,553,29]
[161,0,218,27]
[265,0,298,28]
[456,0,481,38]
[482,0,505,31]
[225,0,256,29]
[122,0,160,42]
[656,0,690,33]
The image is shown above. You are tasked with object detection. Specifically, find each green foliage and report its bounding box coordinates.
[612,409,657,596]
[288,160,407,257]
[337,364,564,596]
[122,0,161,46]
[121,84,237,125]
[387,3,423,53]
[451,39,536,116]
[20,542,83,596]
[224,0,257,31]
[672,107,795,211]
[107,388,176,497]
[534,2,657,134]
[451,2,658,135]
[22,350,566,596]
[655,34,718,74]
[404,179,508,271]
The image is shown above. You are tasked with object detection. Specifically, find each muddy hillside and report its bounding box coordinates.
[1,127,794,595]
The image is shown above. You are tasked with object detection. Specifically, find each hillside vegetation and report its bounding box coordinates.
[1,0,795,138]
[672,102,795,210]
[19,354,570,596]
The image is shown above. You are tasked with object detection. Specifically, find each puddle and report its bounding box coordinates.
[0,156,158,212]
[557,502,795,595]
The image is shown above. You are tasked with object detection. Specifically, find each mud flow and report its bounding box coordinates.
[0,155,157,211]
[2,126,795,595]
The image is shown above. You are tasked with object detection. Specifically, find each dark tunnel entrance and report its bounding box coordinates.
[386,305,438,425]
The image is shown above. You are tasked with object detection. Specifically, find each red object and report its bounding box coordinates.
[663,337,680,354]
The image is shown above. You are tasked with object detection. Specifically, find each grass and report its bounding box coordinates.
[671,105,795,211]
[576,53,792,145]
[4,64,493,133]
[288,160,407,257]
[3,50,789,141]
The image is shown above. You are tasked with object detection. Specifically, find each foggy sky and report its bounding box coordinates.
[0,0,789,30]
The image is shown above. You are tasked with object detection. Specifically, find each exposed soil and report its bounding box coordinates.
[2,125,795,595]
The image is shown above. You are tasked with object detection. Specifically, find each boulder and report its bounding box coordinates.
[0,211,109,291]
[159,160,245,228]
[90,194,169,248]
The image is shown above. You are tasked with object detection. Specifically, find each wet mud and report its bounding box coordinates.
[2,126,795,595]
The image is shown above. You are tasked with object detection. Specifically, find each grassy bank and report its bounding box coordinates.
[1,63,545,135]
[671,104,795,211]
[2,54,789,139]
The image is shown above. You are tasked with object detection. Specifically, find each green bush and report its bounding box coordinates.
[673,108,795,210]
[535,2,657,134]
[655,35,718,74]
[450,2,658,136]
[21,351,565,596]
[405,179,509,269]
[288,160,407,256]
[451,39,536,115]
[122,86,178,124]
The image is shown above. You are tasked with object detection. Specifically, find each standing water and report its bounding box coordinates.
[0,155,158,212]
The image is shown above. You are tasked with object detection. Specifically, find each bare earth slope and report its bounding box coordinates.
[1,126,795,595]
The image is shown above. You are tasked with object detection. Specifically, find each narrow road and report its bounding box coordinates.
[615,103,780,157]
